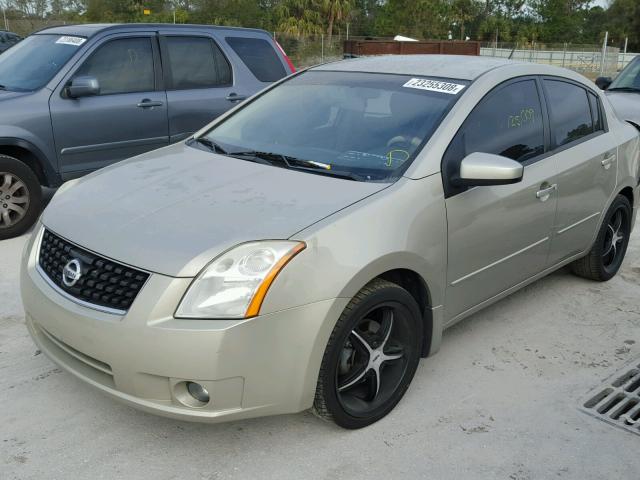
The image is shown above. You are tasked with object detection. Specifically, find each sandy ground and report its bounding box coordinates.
[1,224,639,479]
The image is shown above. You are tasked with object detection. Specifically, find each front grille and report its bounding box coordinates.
[38,229,149,313]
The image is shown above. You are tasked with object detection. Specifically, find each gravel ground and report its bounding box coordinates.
[1,225,639,480]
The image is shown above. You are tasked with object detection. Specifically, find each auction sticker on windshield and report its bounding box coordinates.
[403,78,465,95]
[56,36,86,46]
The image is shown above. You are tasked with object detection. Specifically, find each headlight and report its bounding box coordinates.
[175,241,306,319]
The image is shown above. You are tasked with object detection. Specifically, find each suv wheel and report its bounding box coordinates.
[0,155,42,240]
[571,194,632,281]
[313,278,423,429]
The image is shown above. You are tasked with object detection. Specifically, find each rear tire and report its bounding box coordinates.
[571,194,632,281]
[0,155,42,240]
[313,278,423,429]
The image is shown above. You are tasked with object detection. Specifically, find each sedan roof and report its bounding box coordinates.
[314,55,522,81]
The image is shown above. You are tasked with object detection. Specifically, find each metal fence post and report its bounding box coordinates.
[1,2,8,31]
[321,34,324,62]
[600,31,608,77]
[562,43,567,67]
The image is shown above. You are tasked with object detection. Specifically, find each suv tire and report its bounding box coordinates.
[313,278,423,429]
[0,155,42,240]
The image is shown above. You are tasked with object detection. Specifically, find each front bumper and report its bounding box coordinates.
[21,230,348,423]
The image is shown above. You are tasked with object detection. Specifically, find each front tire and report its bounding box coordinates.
[571,194,632,281]
[313,279,423,429]
[0,155,42,240]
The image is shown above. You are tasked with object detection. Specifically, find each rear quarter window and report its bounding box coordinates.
[225,36,286,82]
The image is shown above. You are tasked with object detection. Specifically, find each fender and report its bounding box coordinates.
[0,137,62,187]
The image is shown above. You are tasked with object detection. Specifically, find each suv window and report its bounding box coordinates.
[544,80,594,146]
[75,37,155,95]
[447,79,545,167]
[164,36,231,90]
[225,37,286,82]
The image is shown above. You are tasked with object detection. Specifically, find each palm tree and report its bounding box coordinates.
[322,0,352,42]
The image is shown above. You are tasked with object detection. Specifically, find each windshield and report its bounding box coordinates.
[0,34,85,91]
[200,71,467,181]
[610,57,640,91]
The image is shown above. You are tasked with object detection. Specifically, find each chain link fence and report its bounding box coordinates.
[480,42,624,78]
[274,33,345,68]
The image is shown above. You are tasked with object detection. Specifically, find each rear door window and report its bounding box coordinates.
[164,36,232,90]
[75,37,155,95]
[544,80,594,146]
[225,37,286,82]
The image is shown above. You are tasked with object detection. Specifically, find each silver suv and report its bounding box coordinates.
[22,56,639,429]
[0,24,294,239]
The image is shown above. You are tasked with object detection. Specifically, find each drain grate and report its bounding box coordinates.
[580,360,640,436]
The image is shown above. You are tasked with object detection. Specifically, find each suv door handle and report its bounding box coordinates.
[137,99,164,108]
[536,183,557,201]
[226,93,247,102]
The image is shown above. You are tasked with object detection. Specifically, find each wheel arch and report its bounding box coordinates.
[376,268,434,358]
[619,186,634,207]
[0,138,61,188]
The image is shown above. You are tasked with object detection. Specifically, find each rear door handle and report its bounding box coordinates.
[536,183,557,201]
[601,152,616,169]
[226,93,247,102]
[137,99,164,108]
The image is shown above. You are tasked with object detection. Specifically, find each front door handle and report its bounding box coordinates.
[226,93,247,102]
[137,99,164,108]
[601,152,616,170]
[536,183,557,201]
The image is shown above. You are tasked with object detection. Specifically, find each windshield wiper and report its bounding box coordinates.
[227,151,364,181]
[191,137,229,154]
[608,87,640,93]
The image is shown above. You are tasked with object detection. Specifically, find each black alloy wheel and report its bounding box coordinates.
[314,278,423,429]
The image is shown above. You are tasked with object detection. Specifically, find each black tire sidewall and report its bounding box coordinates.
[594,195,632,280]
[322,284,423,429]
[0,155,42,240]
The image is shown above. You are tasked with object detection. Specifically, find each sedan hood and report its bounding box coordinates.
[605,91,640,126]
[42,142,388,277]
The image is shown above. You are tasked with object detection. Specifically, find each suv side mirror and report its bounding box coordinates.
[454,152,523,187]
[595,76,613,90]
[66,76,100,98]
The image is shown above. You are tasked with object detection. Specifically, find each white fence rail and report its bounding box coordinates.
[481,47,637,76]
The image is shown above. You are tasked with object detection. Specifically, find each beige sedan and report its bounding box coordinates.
[21,55,639,428]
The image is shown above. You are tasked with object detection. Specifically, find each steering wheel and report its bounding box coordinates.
[386,135,422,150]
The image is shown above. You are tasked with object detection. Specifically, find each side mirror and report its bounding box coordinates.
[595,76,613,90]
[66,76,100,98]
[454,152,523,187]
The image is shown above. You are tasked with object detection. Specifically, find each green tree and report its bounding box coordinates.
[322,0,352,41]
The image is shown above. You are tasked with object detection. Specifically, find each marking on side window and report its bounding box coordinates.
[403,78,465,95]
[508,108,536,129]
[56,36,86,46]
